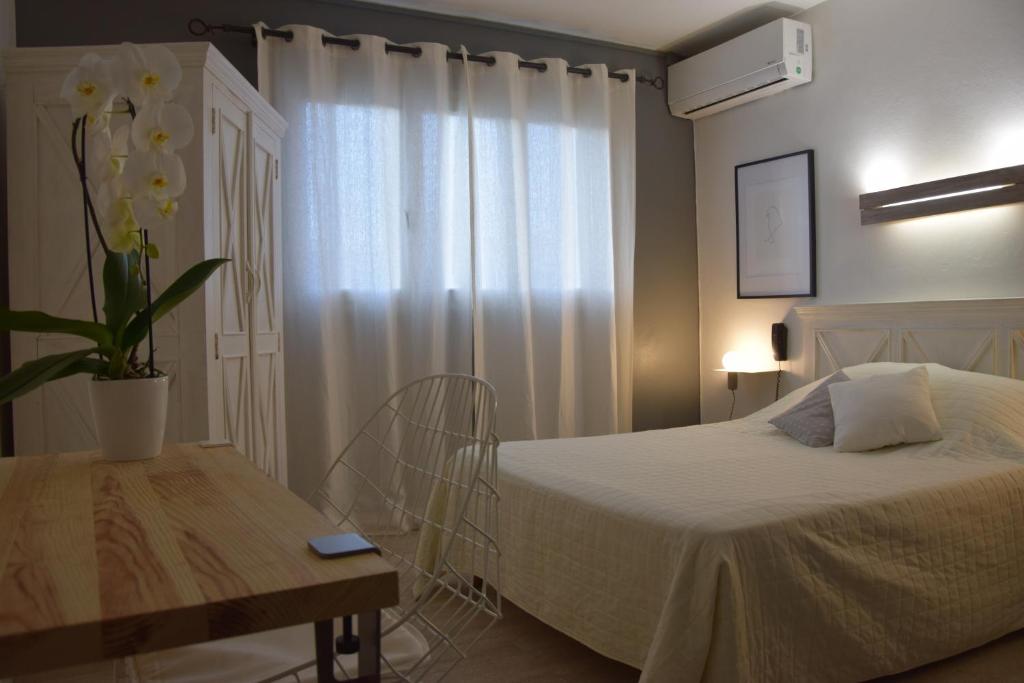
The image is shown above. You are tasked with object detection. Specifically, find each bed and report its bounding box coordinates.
[496,299,1024,682]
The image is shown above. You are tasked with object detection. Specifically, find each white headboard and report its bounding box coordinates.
[792,298,1024,384]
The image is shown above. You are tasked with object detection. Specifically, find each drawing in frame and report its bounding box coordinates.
[735,149,816,299]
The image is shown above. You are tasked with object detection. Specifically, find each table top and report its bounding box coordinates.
[0,443,399,678]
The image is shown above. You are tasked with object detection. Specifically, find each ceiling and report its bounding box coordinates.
[358,0,823,53]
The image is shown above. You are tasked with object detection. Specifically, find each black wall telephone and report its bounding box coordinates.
[771,322,788,401]
[772,323,788,362]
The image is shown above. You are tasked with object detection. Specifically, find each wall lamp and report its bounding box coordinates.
[715,350,779,419]
[859,163,1024,225]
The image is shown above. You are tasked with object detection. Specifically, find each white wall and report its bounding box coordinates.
[695,0,1024,422]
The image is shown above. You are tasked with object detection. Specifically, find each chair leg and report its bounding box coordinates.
[314,612,382,683]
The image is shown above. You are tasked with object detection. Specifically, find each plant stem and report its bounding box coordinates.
[83,188,111,254]
[72,117,99,324]
[124,96,156,378]
[109,349,126,379]
[142,231,156,377]
[70,117,112,255]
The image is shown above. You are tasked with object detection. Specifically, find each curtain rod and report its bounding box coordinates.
[187,18,666,89]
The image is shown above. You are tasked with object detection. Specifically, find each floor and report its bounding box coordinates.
[17,600,1024,681]
[449,601,1024,683]
[447,601,640,682]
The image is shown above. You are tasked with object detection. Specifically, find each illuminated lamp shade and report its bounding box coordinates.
[720,351,747,391]
[859,163,1024,225]
[721,351,745,372]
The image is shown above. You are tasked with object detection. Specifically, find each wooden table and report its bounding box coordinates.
[0,443,399,682]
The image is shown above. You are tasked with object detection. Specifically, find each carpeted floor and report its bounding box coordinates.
[449,600,1024,682]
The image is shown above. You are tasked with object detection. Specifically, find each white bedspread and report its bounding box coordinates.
[497,364,1024,682]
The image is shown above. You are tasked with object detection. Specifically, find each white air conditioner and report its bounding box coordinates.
[668,18,812,120]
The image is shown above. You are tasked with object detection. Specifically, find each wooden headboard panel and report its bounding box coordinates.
[791,299,1024,384]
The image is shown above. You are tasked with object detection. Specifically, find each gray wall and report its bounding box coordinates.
[13,0,700,430]
[0,0,13,455]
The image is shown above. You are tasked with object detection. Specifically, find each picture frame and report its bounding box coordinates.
[735,149,816,299]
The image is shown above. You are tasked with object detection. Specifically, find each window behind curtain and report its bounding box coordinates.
[306,103,616,298]
[303,102,471,294]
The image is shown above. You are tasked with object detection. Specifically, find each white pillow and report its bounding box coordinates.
[828,365,943,452]
[843,362,1024,447]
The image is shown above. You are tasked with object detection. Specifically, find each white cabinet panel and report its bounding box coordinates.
[212,86,253,460]
[249,119,287,483]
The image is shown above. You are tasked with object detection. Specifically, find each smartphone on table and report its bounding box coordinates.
[308,532,380,559]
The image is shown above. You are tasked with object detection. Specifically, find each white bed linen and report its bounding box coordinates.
[497,364,1024,682]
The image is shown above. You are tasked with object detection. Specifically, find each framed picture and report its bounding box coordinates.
[735,149,816,299]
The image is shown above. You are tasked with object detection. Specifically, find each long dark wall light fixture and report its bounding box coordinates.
[859,163,1024,225]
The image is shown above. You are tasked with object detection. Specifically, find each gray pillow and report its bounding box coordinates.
[770,371,850,447]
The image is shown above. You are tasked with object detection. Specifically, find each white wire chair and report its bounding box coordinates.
[299,373,502,682]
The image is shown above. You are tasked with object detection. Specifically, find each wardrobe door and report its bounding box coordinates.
[248,118,287,483]
[210,86,253,458]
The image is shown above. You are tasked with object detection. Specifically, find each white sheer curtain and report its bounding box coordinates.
[257,26,635,493]
[465,53,635,440]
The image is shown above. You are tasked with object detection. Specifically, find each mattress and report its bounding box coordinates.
[497,364,1024,682]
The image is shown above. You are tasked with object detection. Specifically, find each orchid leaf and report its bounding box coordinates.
[0,310,112,346]
[123,258,228,348]
[102,251,146,338]
[0,348,99,405]
[52,357,110,380]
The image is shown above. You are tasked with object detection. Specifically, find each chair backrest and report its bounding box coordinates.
[309,374,501,681]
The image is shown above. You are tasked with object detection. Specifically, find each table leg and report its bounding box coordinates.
[314,619,338,683]
[357,611,382,678]
[315,611,382,683]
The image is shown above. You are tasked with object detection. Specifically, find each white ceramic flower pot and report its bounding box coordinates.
[88,375,169,461]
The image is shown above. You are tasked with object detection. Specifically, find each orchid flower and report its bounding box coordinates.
[86,124,130,184]
[60,53,115,120]
[96,181,142,254]
[134,196,179,230]
[84,111,113,136]
[114,43,182,105]
[131,102,194,153]
[123,149,186,202]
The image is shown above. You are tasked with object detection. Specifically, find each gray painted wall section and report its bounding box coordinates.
[12,0,700,430]
[0,0,13,455]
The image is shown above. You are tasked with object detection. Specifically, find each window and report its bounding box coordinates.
[302,103,615,296]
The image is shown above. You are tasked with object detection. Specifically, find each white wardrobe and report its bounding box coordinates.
[4,43,288,482]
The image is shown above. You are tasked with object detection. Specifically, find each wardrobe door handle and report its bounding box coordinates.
[214,333,220,360]
[246,265,257,303]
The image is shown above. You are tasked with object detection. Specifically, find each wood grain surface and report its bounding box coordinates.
[0,443,398,678]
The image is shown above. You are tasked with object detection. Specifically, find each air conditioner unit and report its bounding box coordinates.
[668,18,812,120]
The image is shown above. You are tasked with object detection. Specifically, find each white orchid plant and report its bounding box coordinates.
[0,44,227,402]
